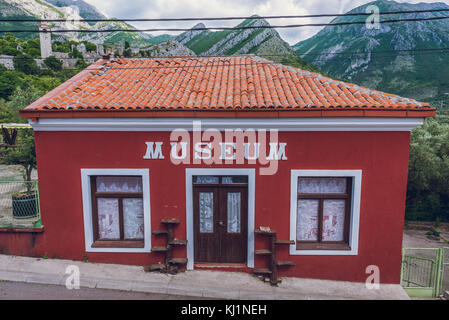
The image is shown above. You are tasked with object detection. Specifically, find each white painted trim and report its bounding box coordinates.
[29,117,424,132]
[185,168,255,270]
[81,168,151,253]
[289,170,362,256]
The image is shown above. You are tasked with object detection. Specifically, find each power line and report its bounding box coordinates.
[4,47,449,61]
[1,8,449,23]
[31,49,449,72]
[2,15,449,33]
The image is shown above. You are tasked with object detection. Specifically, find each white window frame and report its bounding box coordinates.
[81,168,151,253]
[289,170,362,256]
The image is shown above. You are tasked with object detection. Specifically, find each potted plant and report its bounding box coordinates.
[11,191,37,219]
[2,128,38,218]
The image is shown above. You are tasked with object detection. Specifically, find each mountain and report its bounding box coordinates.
[0,0,153,46]
[176,17,296,61]
[46,0,107,25]
[140,40,195,57]
[77,19,153,47]
[293,0,449,101]
[0,0,319,73]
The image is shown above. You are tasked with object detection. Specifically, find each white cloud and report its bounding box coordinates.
[83,0,449,44]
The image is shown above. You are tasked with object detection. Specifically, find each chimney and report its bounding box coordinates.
[39,22,53,59]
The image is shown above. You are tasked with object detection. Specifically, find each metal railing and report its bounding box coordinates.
[401,247,449,298]
[0,180,41,228]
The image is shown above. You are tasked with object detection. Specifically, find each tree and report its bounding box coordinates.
[44,56,63,71]
[2,128,36,185]
[70,47,83,59]
[13,53,40,75]
[4,85,44,123]
[123,40,132,57]
[406,112,449,221]
[0,70,20,100]
[83,41,97,52]
[0,100,15,123]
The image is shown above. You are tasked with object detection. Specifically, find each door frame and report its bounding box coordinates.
[185,168,255,270]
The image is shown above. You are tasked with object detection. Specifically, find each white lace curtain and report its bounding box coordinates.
[227,192,241,233]
[199,192,214,233]
[96,176,142,193]
[297,178,347,242]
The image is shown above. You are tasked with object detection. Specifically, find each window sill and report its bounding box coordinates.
[296,243,351,251]
[91,240,145,248]
[0,225,44,233]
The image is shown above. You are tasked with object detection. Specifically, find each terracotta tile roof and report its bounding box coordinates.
[22,55,434,117]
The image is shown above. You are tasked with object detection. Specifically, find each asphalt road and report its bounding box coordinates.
[0,280,206,300]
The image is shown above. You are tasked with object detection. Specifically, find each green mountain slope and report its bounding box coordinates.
[176,18,296,62]
[0,0,39,39]
[293,0,449,102]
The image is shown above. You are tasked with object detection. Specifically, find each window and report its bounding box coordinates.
[296,177,351,250]
[81,169,151,253]
[290,170,361,255]
[90,176,145,248]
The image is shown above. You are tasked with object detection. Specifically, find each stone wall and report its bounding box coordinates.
[0,55,15,70]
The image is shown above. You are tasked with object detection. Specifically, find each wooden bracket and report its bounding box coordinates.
[146,218,188,274]
[253,227,295,286]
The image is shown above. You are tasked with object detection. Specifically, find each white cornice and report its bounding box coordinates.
[29,117,424,132]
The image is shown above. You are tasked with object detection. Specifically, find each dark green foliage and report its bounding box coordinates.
[406,111,449,221]
[83,41,96,52]
[13,53,40,75]
[70,47,83,59]
[22,38,40,58]
[52,41,71,53]
[1,85,44,122]
[0,70,20,100]
[281,56,323,74]
[0,33,19,55]
[0,101,15,123]
[123,41,132,57]
[44,56,62,71]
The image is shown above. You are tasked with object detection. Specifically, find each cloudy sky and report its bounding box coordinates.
[83,0,449,44]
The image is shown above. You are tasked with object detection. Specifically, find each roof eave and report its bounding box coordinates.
[20,108,437,120]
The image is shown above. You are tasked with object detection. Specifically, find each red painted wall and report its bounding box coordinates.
[0,130,410,284]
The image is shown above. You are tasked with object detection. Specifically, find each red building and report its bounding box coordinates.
[5,55,436,284]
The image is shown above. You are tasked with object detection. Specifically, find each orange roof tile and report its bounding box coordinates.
[21,55,434,118]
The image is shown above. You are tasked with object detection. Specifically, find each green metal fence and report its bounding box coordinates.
[0,180,41,228]
[401,247,449,298]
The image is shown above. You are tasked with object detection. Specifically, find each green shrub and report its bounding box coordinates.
[44,56,62,71]
[13,53,40,75]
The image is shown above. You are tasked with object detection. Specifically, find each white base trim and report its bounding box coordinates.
[289,170,362,256]
[81,168,151,253]
[30,117,424,132]
[185,168,255,270]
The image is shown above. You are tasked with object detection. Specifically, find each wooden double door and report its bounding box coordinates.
[193,176,248,264]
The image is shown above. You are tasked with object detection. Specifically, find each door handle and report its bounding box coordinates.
[218,221,225,227]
